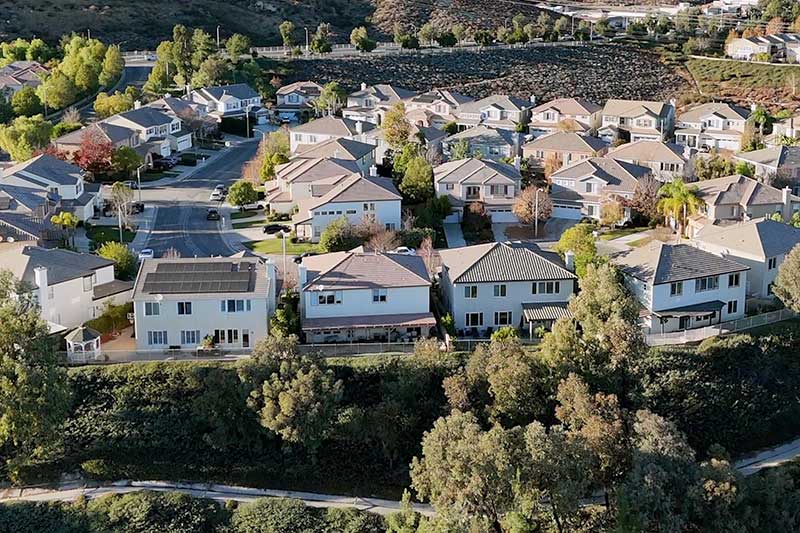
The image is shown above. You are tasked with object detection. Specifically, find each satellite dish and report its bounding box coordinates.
[154,294,163,302]
[6,237,14,243]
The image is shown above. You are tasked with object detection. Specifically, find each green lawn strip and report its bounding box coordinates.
[598,227,649,241]
[231,209,263,220]
[243,239,319,254]
[627,236,653,248]
[232,219,267,229]
[87,226,136,244]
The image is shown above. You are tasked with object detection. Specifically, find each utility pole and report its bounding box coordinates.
[534,188,543,238]
[304,27,310,52]
[217,25,221,48]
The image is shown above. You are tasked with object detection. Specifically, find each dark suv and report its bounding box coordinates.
[206,208,221,221]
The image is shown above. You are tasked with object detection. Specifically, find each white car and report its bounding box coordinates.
[210,190,225,202]
[392,246,416,256]
[138,249,155,260]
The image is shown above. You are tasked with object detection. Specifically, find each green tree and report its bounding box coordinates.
[171,24,194,85]
[143,60,170,96]
[318,216,360,252]
[657,178,702,237]
[386,490,423,532]
[111,146,143,177]
[231,497,321,532]
[569,262,639,338]
[190,56,230,88]
[93,91,134,119]
[554,223,597,278]
[382,102,411,150]
[73,62,98,94]
[97,241,137,279]
[310,23,333,54]
[554,16,571,37]
[0,97,13,124]
[226,33,251,62]
[773,243,800,312]
[449,138,471,160]
[190,29,216,70]
[313,81,345,116]
[257,130,290,180]
[474,30,494,47]
[0,114,53,161]
[279,20,296,48]
[99,45,124,87]
[410,411,521,532]
[400,156,434,202]
[436,31,457,47]
[418,22,439,45]
[693,153,736,180]
[10,86,42,117]
[0,277,71,480]
[452,23,467,44]
[227,180,259,208]
[50,211,79,248]
[37,70,79,110]
[350,26,377,52]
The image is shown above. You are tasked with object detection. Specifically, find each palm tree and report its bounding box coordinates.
[50,211,79,248]
[657,178,702,238]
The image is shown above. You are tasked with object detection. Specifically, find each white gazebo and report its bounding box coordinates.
[65,326,102,363]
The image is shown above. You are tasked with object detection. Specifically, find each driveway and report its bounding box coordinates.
[542,218,578,241]
[443,223,466,248]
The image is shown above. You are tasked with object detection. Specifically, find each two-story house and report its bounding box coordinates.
[53,121,146,161]
[438,241,577,337]
[0,242,133,330]
[606,140,688,181]
[342,83,417,125]
[274,81,323,122]
[550,157,652,221]
[688,174,800,236]
[293,137,376,174]
[104,106,191,156]
[434,158,522,223]
[734,145,800,185]
[692,217,800,299]
[299,250,435,343]
[190,83,267,123]
[522,132,609,170]
[292,174,402,242]
[770,112,800,144]
[456,95,532,131]
[0,61,48,99]
[147,96,216,139]
[674,102,749,151]
[441,125,521,162]
[599,99,675,143]
[132,257,277,351]
[289,116,376,153]
[528,97,602,137]
[725,33,800,61]
[265,157,362,214]
[614,242,748,334]
[406,89,475,128]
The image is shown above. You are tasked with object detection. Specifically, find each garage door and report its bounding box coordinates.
[176,138,192,151]
[552,204,583,220]
[487,209,518,223]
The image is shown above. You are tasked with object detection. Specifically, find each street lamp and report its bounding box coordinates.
[244,104,253,138]
[304,27,310,52]
[136,163,147,202]
[278,230,287,281]
[216,25,221,48]
[534,187,544,238]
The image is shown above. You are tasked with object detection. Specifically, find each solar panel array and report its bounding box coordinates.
[143,261,255,294]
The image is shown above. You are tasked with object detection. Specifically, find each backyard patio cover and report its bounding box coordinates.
[522,303,573,322]
[652,301,726,317]
[302,312,436,331]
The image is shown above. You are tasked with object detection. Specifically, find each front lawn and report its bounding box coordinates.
[232,219,267,229]
[598,227,648,241]
[87,225,135,244]
[627,236,653,248]
[231,209,263,220]
[141,170,181,182]
[243,239,319,254]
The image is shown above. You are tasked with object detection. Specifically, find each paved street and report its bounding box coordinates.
[136,141,259,258]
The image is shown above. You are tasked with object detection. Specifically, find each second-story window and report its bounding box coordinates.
[493,284,507,297]
[464,285,478,299]
[585,183,594,193]
[768,257,777,270]
[177,301,193,315]
[728,273,740,288]
[532,281,560,294]
[670,281,683,296]
[695,276,719,292]
[372,289,387,303]
[144,302,160,316]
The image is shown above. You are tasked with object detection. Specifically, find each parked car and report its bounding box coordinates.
[206,208,221,221]
[214,183,228,194]
[130,202,145,214]
[152,156,179,170]
[210,190,225,202]
[122,180,138,190]
[392,246,416,256]
[263,223,290,235]
[138,249,155,260]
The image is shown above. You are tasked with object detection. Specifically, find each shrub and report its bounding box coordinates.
[230,497,322,532]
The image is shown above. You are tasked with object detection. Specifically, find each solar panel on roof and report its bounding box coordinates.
[142,267,254,294]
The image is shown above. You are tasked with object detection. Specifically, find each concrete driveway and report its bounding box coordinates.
[443,223,466,248]
[542,218,579,241]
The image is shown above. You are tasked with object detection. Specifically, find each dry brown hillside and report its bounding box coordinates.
[371,0,544,34]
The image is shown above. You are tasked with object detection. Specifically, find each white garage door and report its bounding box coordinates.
[176,138,192,151]
[552,204,583,220]
[487,209,518,223]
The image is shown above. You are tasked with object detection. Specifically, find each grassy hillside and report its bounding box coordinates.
[687,58,800,105]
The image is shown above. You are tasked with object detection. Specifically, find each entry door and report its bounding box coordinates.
[227,329,239,346]
[242,330,250,348]
[679,316,691,330]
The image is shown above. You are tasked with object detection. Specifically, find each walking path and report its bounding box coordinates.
[443,223,466,248]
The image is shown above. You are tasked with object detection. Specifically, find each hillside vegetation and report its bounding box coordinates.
[687,58,800,105]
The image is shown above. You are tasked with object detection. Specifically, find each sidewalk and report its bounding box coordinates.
[443,223,466,248]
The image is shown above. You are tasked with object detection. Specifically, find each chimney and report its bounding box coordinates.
[134,100,142,109]
[751,102,757,112]
[360,82,367,91]
[514,155,521,171]
[564,250,575,272]
[530,94,537,105]
[33,266,50,318]
[355,120,363,134]
[783,186,793,220]
[369,164,378,177]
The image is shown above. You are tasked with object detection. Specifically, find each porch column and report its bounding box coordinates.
[529,320,533,339]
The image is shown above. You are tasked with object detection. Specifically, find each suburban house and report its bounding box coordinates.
[132,257,277,351]
[734,146,800,185]
[0,61,48,98]
[441,125,521,162]
[0,242,133,331]
[289,115,376,153]
[293,137,376,174]
[550,157,651,221]
[770,112,800,143]
[189,83,267,122]
[406,89,474,127]
[265,157,362,214]
[104,105,192,155]
[528,97,602,137]
[342,83,417,124]
[725,33,800,61]
[606,140,688,181]
[274,81,323,122]
[599,99,675,142]
[362,122,445,166]
[438,241,577,337]
[53,122,147,161]
[614,242,748,334]
[298,250,435,343]
[147,96,216,138]
[0,155,101,244]
[522,131,609,169]
[456,94,532,131]
[292,174,402,242]
[692,218,800,299]
[434,158,522,223]
[674,102,749,151]
[688,174,800,236]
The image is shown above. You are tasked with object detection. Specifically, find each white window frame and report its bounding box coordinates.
[144,302,160,316]
[177,301,193,315]
[493,284,507,297]
[465,312,483,327]
[464,285,478,299]
[372,289,388,303]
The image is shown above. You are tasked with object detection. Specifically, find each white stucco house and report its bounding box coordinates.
[342,83,417,125]
[406,89,474,128]
[528,97,602,137]
[293,137,376,175]
[189,83,267,123]
[438,241,577,337]
[0,242,133,331]
[299,250,435,343]
[132,257,277,351]
[274,81,323,122]
[289,115,376,153]
[292,174,402,242]
[733,146,800,185]
[692,218,800,299]
[441,125,521,162]
[674,102,749,152]
[606,140,688,182]
[614,242,748,334]
[599,99,675,143]
[265,157,363,214]
[434,158,522,223]
[104,105,191,156]
[456,94,532,131]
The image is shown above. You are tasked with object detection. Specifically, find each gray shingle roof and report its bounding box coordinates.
[694,218,800,258]
[116,107,174,128]
[615,242,748,285]
[198,83,260,101]
[303,251,431,291]
[0,243,113,285]
[523,131,609,153]
[3,154,83,186]
[439,242,576,283]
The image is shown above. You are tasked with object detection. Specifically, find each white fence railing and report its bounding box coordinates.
[645,308,796,347]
